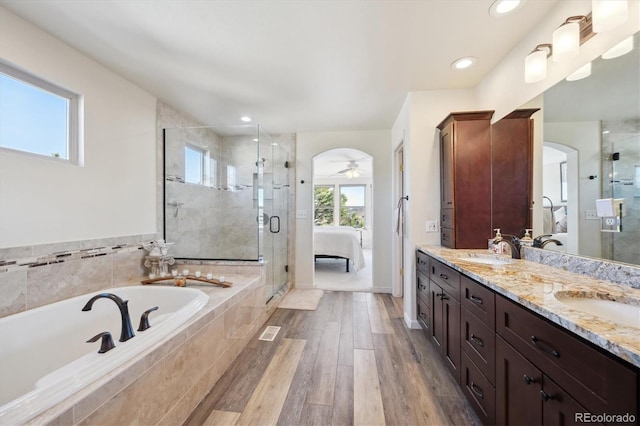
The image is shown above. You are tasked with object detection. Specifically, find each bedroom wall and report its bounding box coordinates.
[295,130,391,291]
[545,121,602,258]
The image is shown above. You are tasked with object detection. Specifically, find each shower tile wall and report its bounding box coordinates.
[601,119,640,265]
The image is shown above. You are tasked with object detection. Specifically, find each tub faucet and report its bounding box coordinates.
[82,293,135,342]
[492,234,522,259]
[533,235,564,249]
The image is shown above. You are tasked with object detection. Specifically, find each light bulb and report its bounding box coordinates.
[602,36,634,59]
[566,62,592,81]
[525,49,548,83]
[552,21,580,62]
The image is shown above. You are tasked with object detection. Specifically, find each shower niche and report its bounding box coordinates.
[163,125,290,300]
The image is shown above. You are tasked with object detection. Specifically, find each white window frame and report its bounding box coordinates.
[0,60,83,165]
[184,143,206,185]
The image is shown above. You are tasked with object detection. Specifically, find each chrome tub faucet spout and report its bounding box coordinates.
[82,293,135,342]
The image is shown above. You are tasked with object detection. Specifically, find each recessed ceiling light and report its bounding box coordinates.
[451,57,477,70]
[253,138,259,142]
[240,116,252,122]
[489,0,524,17]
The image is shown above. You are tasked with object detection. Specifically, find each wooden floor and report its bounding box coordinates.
[185,291,481,426]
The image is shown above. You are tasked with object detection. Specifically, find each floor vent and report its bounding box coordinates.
[258,326,281,342]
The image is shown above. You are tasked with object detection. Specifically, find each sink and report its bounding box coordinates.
[554,292,640,329]
[459,255,514,265]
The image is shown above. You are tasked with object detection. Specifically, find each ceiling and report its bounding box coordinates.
[314,148,372,179]
[1,0,559,133]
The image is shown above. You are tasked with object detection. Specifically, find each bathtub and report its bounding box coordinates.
[0,285,209,425]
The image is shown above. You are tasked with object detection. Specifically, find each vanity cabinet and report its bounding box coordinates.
[416,251,430,331]
[415,249,639,426]
[428,258,461,383]
[437,109,538,248]
[496,295,638,424]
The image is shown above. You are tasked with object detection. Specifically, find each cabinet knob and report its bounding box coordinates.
[540,390,555,402]
[523,374,538,385]
[419,284,426,290]
[470,334,484,347]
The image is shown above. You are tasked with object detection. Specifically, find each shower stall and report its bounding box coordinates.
[163,125,290,300]
[601,119,640,266]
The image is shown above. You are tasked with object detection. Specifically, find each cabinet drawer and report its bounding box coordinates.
[440,208,454,229]
[430,259,460,301]
[416,269,429,304]
[496,295,637,417]
[461,352,496,425]
[461,275,495,328]
[441,228,455,248]
[416,250,429,274]
[462,309,495,386]
[417,295,430,333]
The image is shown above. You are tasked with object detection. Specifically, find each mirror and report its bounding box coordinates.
[539,32,639,266]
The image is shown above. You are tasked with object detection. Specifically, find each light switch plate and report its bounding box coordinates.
[296,210,308,219]
[426,220,438,232]
[585,210,599,220]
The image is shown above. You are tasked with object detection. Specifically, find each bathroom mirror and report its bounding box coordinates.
[537,31,639,266]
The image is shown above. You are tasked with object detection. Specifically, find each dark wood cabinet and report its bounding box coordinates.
[438,111,493,248]
[491,109,537,235]
[437,109,538,248]
[416,250,639,426]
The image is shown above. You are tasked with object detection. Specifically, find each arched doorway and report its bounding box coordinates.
[312,148,373,291]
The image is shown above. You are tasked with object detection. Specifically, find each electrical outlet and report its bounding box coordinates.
[426,220,438,233]
[585,210,599,220]
[296,210,308,219]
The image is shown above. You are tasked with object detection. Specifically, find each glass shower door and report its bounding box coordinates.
[260,131,290,301]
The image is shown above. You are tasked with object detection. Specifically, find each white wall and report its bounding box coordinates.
[545,121,602,258]
[392,90,478,327]
[0,7,157,248]
[296,130,391,291]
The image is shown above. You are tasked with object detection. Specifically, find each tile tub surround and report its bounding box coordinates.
[0,235,158,318]
[417,245,640,368]
[25,274,269,425]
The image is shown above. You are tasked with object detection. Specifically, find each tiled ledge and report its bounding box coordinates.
[523,247,640,290]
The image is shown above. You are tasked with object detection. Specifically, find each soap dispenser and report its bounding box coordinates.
[489,229,502,253]
[521,229,533,247]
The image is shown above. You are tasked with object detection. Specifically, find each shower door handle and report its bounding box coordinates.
[269,215,281,233]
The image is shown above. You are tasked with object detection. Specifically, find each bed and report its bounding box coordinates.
[314,226,366,272]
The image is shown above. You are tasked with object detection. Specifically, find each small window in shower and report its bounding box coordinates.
[185,144,205,185]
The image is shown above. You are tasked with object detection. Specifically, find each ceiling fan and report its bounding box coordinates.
[337,160,364,178]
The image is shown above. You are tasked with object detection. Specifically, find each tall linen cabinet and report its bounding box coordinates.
[437,109,538,248]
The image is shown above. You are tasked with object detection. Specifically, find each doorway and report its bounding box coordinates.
[312,148,373,291]
[393,144,407,297]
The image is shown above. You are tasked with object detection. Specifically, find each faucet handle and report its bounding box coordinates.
[138,306,159,332]
[87,331,116,353]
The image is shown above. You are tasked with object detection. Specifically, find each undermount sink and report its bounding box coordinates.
[554,292,640,329]
[459,255,514,265]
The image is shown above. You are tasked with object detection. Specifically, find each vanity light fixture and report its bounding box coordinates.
[565,62,592,81]
[240,116,252,122]
[489,0,524,17]
[602,35,634,59]
[552,16,586,62]
[524,44,552,83]
[592,0,628,33]
[451,56,477,70]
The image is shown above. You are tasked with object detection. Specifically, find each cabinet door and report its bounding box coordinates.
[496,336,542,426]
[440,122,455,208]
[542,376,592,426]
[442,291,461,383]
[430,283,444,350]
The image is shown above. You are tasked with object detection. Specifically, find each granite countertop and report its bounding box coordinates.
[417,245,640,369]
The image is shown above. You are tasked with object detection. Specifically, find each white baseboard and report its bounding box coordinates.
[404,312,422,329]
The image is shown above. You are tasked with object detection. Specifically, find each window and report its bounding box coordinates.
[340,185,366,228]
[185,144,205,185]
[0,61,81,164]
[314,185,334,225]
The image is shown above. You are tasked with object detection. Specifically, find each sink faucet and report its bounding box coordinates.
[533,235,564,249]
[82,293,135,342]
[492,234,522,259]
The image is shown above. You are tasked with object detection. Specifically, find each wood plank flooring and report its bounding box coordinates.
[185,291,481,426]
